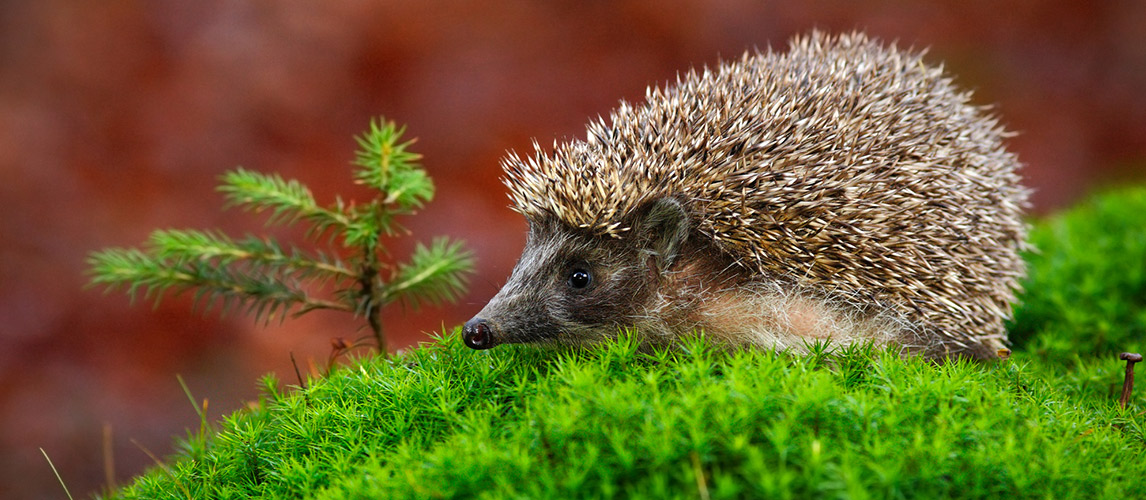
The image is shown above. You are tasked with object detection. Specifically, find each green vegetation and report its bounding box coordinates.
[87,118,473,352]
[100,187,1146,499]
[1009,186,1146,364]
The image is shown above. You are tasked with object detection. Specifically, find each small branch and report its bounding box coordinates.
[296,297,355,314]
[150,230,358,280]
[218,168,354,231]
[388,258,454,296]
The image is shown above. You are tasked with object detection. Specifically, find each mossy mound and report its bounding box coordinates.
[106,187,1146,500]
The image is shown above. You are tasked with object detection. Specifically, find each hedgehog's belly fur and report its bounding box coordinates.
[640,281,910,353]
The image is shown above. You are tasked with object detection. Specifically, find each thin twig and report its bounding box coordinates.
[103,422,116,492]
[40,448,74,500]
[290,352,311,408]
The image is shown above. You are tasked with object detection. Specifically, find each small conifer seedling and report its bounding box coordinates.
[88,118,474,353]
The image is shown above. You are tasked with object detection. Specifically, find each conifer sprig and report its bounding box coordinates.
[352,120,431,211]
[386,237,474,309]
[218,168,350,231]
[88,118,474,353]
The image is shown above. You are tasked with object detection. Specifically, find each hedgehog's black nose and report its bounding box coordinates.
[463,318,495,350]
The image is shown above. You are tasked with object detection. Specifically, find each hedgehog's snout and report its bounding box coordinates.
[463,317,496,350]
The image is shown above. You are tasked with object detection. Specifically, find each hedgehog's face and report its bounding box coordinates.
[463,198,690,349]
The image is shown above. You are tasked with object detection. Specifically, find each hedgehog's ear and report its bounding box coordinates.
[636,197,690,272]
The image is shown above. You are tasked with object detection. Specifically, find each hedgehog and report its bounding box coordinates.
[462,31,1028,359]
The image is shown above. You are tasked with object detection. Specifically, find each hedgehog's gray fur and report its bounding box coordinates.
[498,31,1028,358]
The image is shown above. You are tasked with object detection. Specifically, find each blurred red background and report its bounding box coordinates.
[2,1,1144,498]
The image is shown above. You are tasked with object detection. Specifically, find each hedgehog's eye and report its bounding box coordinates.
[568,268,592,289]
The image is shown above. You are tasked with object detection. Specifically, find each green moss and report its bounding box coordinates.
[1009,186,1146,363]
[104,188,1146,500]
[106,333,1143,500]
